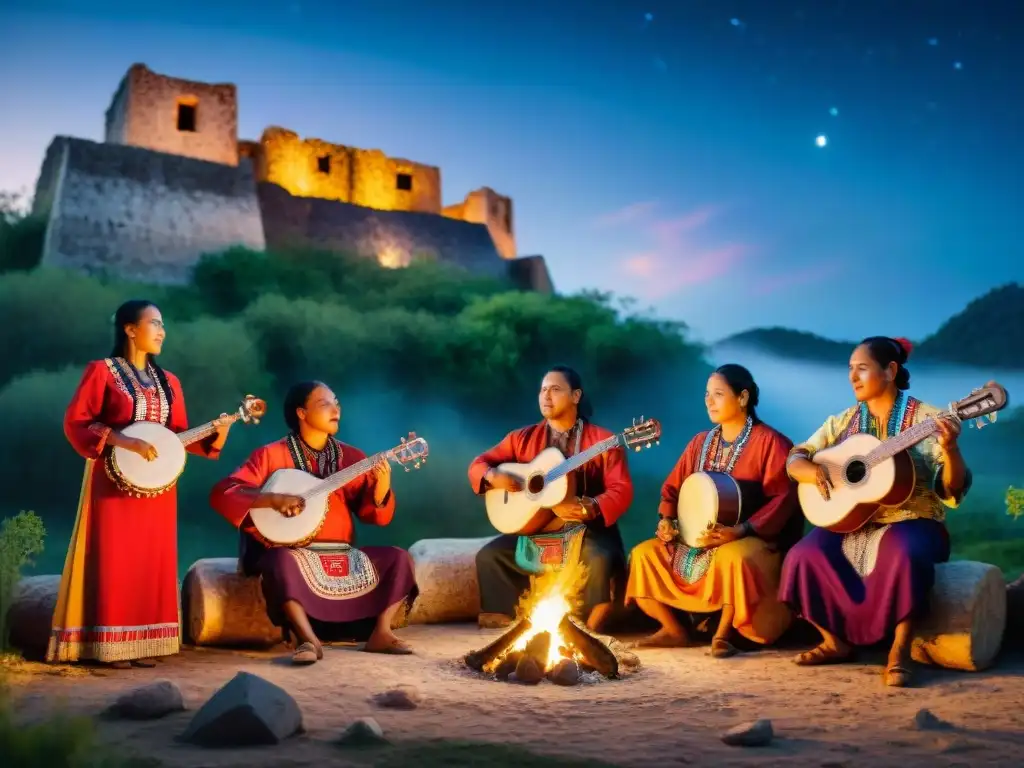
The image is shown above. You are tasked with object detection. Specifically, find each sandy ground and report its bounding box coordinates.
[6,624,1024,767]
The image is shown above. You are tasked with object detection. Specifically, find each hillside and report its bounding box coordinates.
[719,282,1024,369]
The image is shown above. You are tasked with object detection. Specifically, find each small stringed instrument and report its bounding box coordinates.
[798,382,1009,533]
[485,417,662,536]
[248,432,429,547]
[106,394,267,498]
[676,471,752,548]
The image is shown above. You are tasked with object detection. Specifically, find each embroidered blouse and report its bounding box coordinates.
[789,392,972,525]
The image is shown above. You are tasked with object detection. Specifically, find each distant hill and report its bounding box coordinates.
[719,283,1024,369]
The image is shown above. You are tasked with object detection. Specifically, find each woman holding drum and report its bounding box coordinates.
[624,364,802,656]
[47,300,235,668]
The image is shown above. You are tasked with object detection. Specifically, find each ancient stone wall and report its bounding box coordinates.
[38,137,264,284]
[258,182,505,278]
[507,255,554,294]
[443,187,516,259]
[106,64,239,167]
[253,127,443,215]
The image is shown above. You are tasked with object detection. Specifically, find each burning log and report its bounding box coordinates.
[515,631,551,685]
[558,614,619,679]
[464,617,533,672]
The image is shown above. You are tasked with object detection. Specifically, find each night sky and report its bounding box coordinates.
[1,1,1020,343]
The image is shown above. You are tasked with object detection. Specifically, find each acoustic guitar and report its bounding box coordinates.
[105,394,267,498]
[484,417,662,535]
[798,382,1008,533]
[248,432,429,547]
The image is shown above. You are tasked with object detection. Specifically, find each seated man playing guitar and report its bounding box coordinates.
[469,366,634,633]
[209,381,418,665]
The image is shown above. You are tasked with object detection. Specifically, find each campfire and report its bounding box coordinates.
[464,565,639,686]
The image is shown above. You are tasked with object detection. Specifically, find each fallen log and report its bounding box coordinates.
[559,614,619,679]
[463,618,533,672]
[911,560,1006,671]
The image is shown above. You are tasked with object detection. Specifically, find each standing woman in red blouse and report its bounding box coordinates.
[47,300,233,668]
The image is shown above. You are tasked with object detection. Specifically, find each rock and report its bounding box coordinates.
[370,685,421,710]
[104,680,185,720]
[912,708,954,731]
[336,717,388,747]
[549,658,581,686]
[406,537,497,624]
[514,655,544,685]
[180,671,302,747]
[721,719,774,747]
[6,575,61,656]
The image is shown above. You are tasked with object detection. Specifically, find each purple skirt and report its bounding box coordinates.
[258,544,418,642]
[778,518,950,647]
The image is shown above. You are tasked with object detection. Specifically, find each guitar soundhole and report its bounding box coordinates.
[844,459,867,485]
[527,474,545,494]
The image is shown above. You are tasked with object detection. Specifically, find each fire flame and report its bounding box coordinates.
[506,559,588,672]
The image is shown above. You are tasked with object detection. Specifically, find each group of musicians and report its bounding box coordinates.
[45,300,971,688]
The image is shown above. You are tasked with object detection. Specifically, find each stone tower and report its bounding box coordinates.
[104,64,239,167]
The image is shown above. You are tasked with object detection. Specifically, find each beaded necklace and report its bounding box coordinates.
[697,416,754,474]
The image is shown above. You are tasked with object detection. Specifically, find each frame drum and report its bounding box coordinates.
[676,471,743,548]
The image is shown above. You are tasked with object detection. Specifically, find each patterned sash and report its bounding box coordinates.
[289,543,379,600]
[515,522,587,575]
[671,418,754,585]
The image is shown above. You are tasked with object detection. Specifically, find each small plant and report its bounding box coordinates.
[0,511,46,651]
[1008,487,1024,520]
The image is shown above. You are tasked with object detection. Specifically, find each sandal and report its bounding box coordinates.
[631,631,692,649]
[363,637,414,655]
[793,644,853,666]
[291,641,322,665]
[711,637,739,658]
[883,662,912,687]
[131,658,157,668]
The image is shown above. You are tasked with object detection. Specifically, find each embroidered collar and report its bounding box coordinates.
[697,416,754,474]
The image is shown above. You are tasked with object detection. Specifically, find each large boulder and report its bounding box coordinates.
[180,671,302,747]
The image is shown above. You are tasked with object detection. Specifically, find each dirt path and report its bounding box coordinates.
[7,625,1024,767]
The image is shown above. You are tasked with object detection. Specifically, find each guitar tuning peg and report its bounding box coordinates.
[989,413,998,423]
[414,461,421,469]
[635,446,641,453]
[655,439,660,446]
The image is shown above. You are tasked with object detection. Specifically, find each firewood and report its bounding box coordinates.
[559,614,618,678]
[522,631,551,668]
[494,651,522,680]
[463,618,533,672]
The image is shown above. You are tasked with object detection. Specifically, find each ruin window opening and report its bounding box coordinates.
[176,103,197,132]
[317,155,331,174]
[396,173,413,191]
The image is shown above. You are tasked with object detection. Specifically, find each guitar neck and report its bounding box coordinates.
[545,435,622,482]
[177,413,241,446]
[865,412,946,465]
[307,450,390,498]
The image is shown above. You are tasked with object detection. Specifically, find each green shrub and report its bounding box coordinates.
[0,511,46,650]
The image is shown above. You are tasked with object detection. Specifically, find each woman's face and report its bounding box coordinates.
[299,385,342,435]
[126,305,165,356]
[848,344,894,402]
[705,373,745,425]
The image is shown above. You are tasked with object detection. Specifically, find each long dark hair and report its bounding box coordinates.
[714,363,761,424]
[111,299,173,404]
[859,336,913,391]
[547,365,593,422]
[284,380,326,433]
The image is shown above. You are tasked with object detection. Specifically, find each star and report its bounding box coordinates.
[928,37,939,46]
[829,107,839,117]
[953,61,963,70]
[644,12,653,22]
[815,134,828,148]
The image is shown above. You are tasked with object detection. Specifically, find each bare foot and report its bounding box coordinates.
[633,628,691,649]
[884,648,913,687]
[793,641,853,666]
[363,632,414,655]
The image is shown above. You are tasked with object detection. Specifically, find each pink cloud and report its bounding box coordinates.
[749,260,843,296]
[605,202,751,301]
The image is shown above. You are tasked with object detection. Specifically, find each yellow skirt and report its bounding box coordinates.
[625,536,792,645]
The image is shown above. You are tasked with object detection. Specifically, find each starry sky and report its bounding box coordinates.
[1,0,1021,343]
